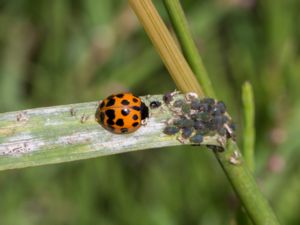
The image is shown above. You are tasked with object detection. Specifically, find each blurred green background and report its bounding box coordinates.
[1,0,300,224]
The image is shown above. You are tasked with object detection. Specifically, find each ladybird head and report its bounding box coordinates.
[140,102,149,120]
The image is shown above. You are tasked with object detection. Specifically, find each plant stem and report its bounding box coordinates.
[128,0,280,224]
[242,81,255,172]
[162,0,216,98]
[216,140,279,224]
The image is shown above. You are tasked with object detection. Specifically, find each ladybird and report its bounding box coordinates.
[96,93,149,134]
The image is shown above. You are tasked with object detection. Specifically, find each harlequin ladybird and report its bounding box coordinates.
[96,93,149,134]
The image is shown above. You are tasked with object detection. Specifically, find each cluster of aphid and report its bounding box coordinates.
[162,92,235,144]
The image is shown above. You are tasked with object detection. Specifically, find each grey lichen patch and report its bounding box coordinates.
[0,139,45,157]
[56,131,94,146]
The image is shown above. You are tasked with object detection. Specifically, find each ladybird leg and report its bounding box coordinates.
[141,117,148,126]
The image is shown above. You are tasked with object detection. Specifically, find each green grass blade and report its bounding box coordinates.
[242,81,255,172]
[0,95,222,171]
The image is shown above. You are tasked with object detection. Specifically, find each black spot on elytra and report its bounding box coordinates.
[141,102,149,120]
[100,101,105,109]
[116,119,124,126]
[133,98,138,103]
[121,108,130,116]
[105,109,115,120]
[132,106,140,111]
[121,99,130,105]
[106,98,115,107]
[132,114,138,120]
[107,119,114,125]
[121,128,128,133]
[100,112,105,122]
[116,93,124,98]
[132,122,139,127]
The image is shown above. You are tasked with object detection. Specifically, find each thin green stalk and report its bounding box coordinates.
[127,1,280,224]
[216,141,278,225]
[242,81,255,172]
[162,0,216,98]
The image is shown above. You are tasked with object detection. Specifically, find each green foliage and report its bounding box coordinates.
[0,0,300,224]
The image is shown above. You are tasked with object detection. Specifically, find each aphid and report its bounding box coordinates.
[174,118,194,128]
[95,93,149,134]
[181,103,191,114]
[181,127,194,139]
[163,92,174,104]
[149,100,162,109]
[190,133,204,144]
[196,111,211,122]
[202,98,215,105]
[163,126,180,135]
[173,99,184,108]
[194,121,205,130]
[205,120,217,131]
[196,127,210,135]
[212,115,224,130]
[212,106,222,116]
[191,99,201,110]
[198,103,209,113]
[216,101,226,114]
